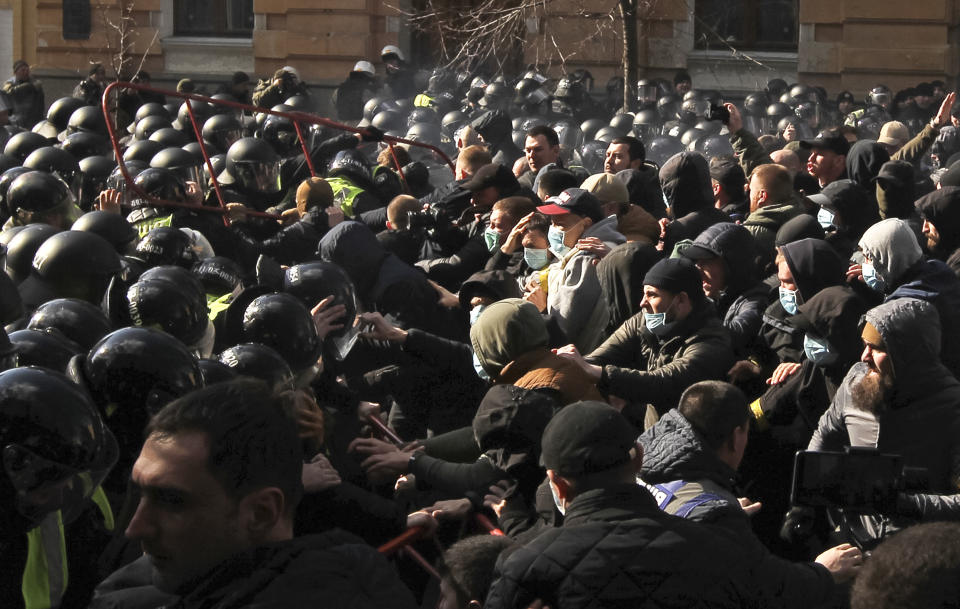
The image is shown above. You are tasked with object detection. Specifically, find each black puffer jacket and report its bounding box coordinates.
[91,532,417,609]
[485,484,761,609]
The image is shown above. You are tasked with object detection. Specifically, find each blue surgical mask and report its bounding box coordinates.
[779,286,799,315]
[483,227,501,252]
[817,207,836,230]
[524,247,550,270]
[862,261,886,293]
[548,225,570,257]
[469,304,486,326]
[472,351,490,381]
[644,298,677,338]
[804,333,838,366]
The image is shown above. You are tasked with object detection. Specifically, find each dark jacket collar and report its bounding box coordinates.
[562,483,659,527]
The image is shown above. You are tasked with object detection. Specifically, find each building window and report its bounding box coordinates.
[174,0,253,37]
[63,0,92,40]
[695,0,798,51]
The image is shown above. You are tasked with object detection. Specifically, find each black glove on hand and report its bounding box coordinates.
[361,126,385,142]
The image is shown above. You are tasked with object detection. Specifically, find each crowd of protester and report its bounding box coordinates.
[2,44,960,609]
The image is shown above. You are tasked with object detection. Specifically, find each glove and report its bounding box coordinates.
[360,126,385,142]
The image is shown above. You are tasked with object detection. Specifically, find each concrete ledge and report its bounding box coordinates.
[162,36,254,74]
[687,50,798,94]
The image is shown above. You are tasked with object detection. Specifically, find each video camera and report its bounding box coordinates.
[790,448,928,514]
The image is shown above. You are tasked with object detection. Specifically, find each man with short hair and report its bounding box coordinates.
[743,163,804,263]
[851,522,960,609]
[2,60,44,127]
[799,130,849,188]
[639,381,860,606]
[603,136,645,174]
[94,379,416,607]
[518,125,561,189]
[439,535,515,609]
[485,401,760,609]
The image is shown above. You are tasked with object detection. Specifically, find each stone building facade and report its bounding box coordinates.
[0,0,957,105]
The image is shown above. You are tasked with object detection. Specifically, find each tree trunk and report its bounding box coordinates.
[619,0,638,114]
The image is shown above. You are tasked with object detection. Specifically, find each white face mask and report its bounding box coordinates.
[549,479,566,515]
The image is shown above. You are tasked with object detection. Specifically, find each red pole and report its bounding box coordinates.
[100,82,281,221]
[387,140,411,194]
[291,120,317,177]
[377,525,427,554]
[367,414,403,445]
[182,98,230,227]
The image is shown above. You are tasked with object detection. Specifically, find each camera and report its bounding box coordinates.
[705,103,730,124]
[407,205,447,232]
[790,448,928,513]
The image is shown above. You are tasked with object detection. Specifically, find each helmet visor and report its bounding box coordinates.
[234,159,282,193]
[637,84,658,105]
[3,430,118,527]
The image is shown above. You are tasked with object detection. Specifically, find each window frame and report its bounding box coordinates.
[173,0,253,38]
[694,0,798,52]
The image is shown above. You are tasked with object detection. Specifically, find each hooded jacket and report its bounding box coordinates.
[471,110,522,167]
[546,215,626,353]
[687,222,768,353]
[758,286,869,444]
[809,298,960,546]
[319,221,463,341]
[860,218,960,375]
[915,186,960,260]
[587,300,735,415]
[845,140,890,194]
[615,165,666,219]
[639,410,836,609]
[597,241,662,336]
[470,299,602,403]
[659,152,731,251]
[742,197,805,265]
[759,238,846,366]
[817,179,880,260]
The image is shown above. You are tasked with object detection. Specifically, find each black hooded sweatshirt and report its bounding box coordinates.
[659,152,731,251]
[758,238,845,367]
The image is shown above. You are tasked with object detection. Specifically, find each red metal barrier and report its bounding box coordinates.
[100,81,456,223]
[377,525,441,580]
[366,413,404,445]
